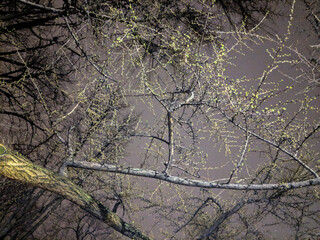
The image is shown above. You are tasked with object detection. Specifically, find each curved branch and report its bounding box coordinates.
[0,144,151,240]
[0,110,46,132]
[223,112,319,178]
[63,160,320,191]
[130,134,169,145]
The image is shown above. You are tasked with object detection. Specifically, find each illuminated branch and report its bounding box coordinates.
[0,144,151,240]
[62,160,320,190]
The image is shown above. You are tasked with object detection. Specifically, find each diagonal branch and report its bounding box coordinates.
[17,0,64,13]
[175,197,223,234]
[226,133,251,184]
[223,112,319,178]
[63,16,117,83]
[196,200,247,240]
[0,144,151,240]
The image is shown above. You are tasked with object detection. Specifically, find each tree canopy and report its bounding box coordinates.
[0,0,319,239]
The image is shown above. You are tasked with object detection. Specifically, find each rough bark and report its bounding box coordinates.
[62,160,320,190]
[0,144,151,240]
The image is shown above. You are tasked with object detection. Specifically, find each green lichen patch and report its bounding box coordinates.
[0,145,7,155]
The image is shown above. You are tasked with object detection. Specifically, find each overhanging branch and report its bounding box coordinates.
[63,160,320,190]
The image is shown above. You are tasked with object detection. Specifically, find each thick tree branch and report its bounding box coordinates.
[0,144,151,240]
[62,160,320,190]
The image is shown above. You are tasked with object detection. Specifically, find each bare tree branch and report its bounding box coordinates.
[62,160,320,190]
[223,112,319,178]
[17,0,64,13]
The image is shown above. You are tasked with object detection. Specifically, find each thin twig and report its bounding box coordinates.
[222,112,319,178]
[164,111,174,173]
[17,0,64,13]
[227,133,251,184]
